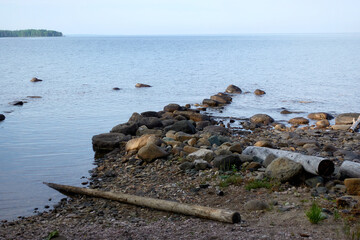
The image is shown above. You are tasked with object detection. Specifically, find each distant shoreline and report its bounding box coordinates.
[0,29,63,38]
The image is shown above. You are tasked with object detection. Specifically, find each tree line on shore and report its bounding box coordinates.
[0,29,63,37]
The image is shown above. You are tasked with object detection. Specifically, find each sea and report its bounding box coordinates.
[0,34,359,221]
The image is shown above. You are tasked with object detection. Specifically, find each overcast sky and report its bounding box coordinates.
[1,0,359,35]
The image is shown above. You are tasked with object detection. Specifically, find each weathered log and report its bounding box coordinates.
[340,161,360,178]
[349,116,360,133]
[242,146,334,176]
[44,182,241,224]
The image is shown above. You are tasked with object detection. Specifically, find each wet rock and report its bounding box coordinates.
[173,110,210,122]
[244,200,269,211]
[187,149,214,162]
[288,117,309,125]
[113,87,121,90]
[210,95,230,104]
[138,143,169,162]
[225,84,242,94]
[0,114,5,121]
[344,178,360,195]
[335,113,360,125]
[194,159,212,170]
[250,114,274,125]
[254,89,266,95]
[163,103,181,112]
[202,99,219,107]
[164,120,196,134]
[213,154,242,171]
[265,157,303,182]
[111,123,138,135]
[179,161,195,171]
[92,133,130,152]
[125,134,159,152]
[316,119,330,128]
[30,77,42,82]
[308,112,334,120]
[135,83,151,88]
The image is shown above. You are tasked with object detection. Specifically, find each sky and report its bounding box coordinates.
[0,0,359,35]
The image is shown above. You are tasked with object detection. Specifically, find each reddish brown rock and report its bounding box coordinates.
[288,117,309,125]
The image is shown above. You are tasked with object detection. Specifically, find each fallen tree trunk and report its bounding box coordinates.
[243,146,334,176]
[349,116,360,133]
[44,182,241,224]
[340,161,360,178]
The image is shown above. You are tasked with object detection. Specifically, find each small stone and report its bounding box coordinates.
[250,114,274,125]
[344,178,360,195]
[244,200,269,211]
[254,89,266,95]
[113,87,121,90]
[305,176,324,188]
[30,77,42,82]
[187,149,214,162]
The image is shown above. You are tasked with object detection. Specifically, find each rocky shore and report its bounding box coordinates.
[1,84,360,240]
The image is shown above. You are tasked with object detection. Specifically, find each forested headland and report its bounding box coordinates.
[0,29,63,37]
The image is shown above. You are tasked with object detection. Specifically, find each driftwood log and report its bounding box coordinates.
[243,146,334,176]
[349,116,360,133]
[44,182,241,224]
[340,161,360,178]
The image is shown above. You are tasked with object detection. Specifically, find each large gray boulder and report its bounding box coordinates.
[335,113,360,125]
[92,133,130,152]
[265,157,303,182]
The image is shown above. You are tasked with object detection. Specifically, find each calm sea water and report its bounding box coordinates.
[0,34,359,220]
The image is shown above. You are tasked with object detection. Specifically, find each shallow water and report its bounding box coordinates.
[0,34,359,220]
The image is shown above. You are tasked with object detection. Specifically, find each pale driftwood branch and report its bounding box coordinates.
[243,146,334,176]
[340,161,360,178]
[44,182,241,224]
[349,116,360,132]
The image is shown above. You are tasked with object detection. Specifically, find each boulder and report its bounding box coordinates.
[92,133,130,152]
[175,132,193,142]
[135,83,151,88]
[288,117,309,125]
[164,120,196,134]
[0,114,5,121]
[161,119,175,127]
[316,120,330,128]
[263,153,277,167]
[128,113,163,129]
[111,123,138,135]
[194,159,212,171]
[141,111,159,118]
[196,121,211,130]
[229,143,242,153]
[136,125,162,136]
[344,178,360,195]
[335,113,360,125]
[30,77,42,82]
[308,112,334,120]
[202,99,219,107]
[179,162,195,171]
[187,149,214,162]
[125,134,159,152]
[138,143,169,162]
[216,93,232,102]
[212,154,242,171]
[244,200,269,211]
[163,104,181,112]
[173,110,210,122]
[250,114,274,125]
[203,125,229,135]
[210,95,230,104]
[225,84,242,94]
[265,157,303,182]
[254,89,266,95]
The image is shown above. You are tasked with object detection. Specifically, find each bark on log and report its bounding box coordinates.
[243,146,334,176]
[340,161,360,178]
[349,116,360,132]
[44,182,241,224]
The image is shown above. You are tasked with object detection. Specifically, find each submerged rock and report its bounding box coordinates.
[135,83,151,88]
[10,101,24,106]
[30,77,42,82]
[112,87,121,90]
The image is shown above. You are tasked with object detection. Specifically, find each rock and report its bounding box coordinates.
[173,110,210,122]
[10,101,24,106]
[141,111,159,118]
[331,125,351,131]
[164,120,196,134]
[0,114,5,121]
[335,113,360,125]
[280,109,293,114]
[179,162,195,171]
[188,138,197,146]
[183,145,199,153]
[246,162,262,171]
[274,123,286,131]
[92,133,130,152]
[175,132,193,142]
[229,143,242,153]
[305,176,324,188]
[30,77,42,82]
[316,119,330,128]
[288,117,309,125]
[111,123,138,135]
[216,93,233,102]
[138,143,169,162]
[136,125,162,136]
[208,135,221,146]
[194,159,212,170]
[263,153,277,167]
[113,87,121,90]
[27,96,42,98]
[344,178,360,195]
[210,95,230,104]
[308,112,334,120]
[187,149,214,162]
[244,200,269,211]
[135,83,151,88]
[212,154,242,171]
[254,141,273,148]
[225,84,242,94]
[137,117,163,129]
[203,125,229,135]
[254,89,266,95]
[161,119,175,127]
[202,99,219,107]
[125,134,159,152]
[163,104,181,112]
[323,144,337,153]
[265,157,303,182]
[250,114,274,125]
